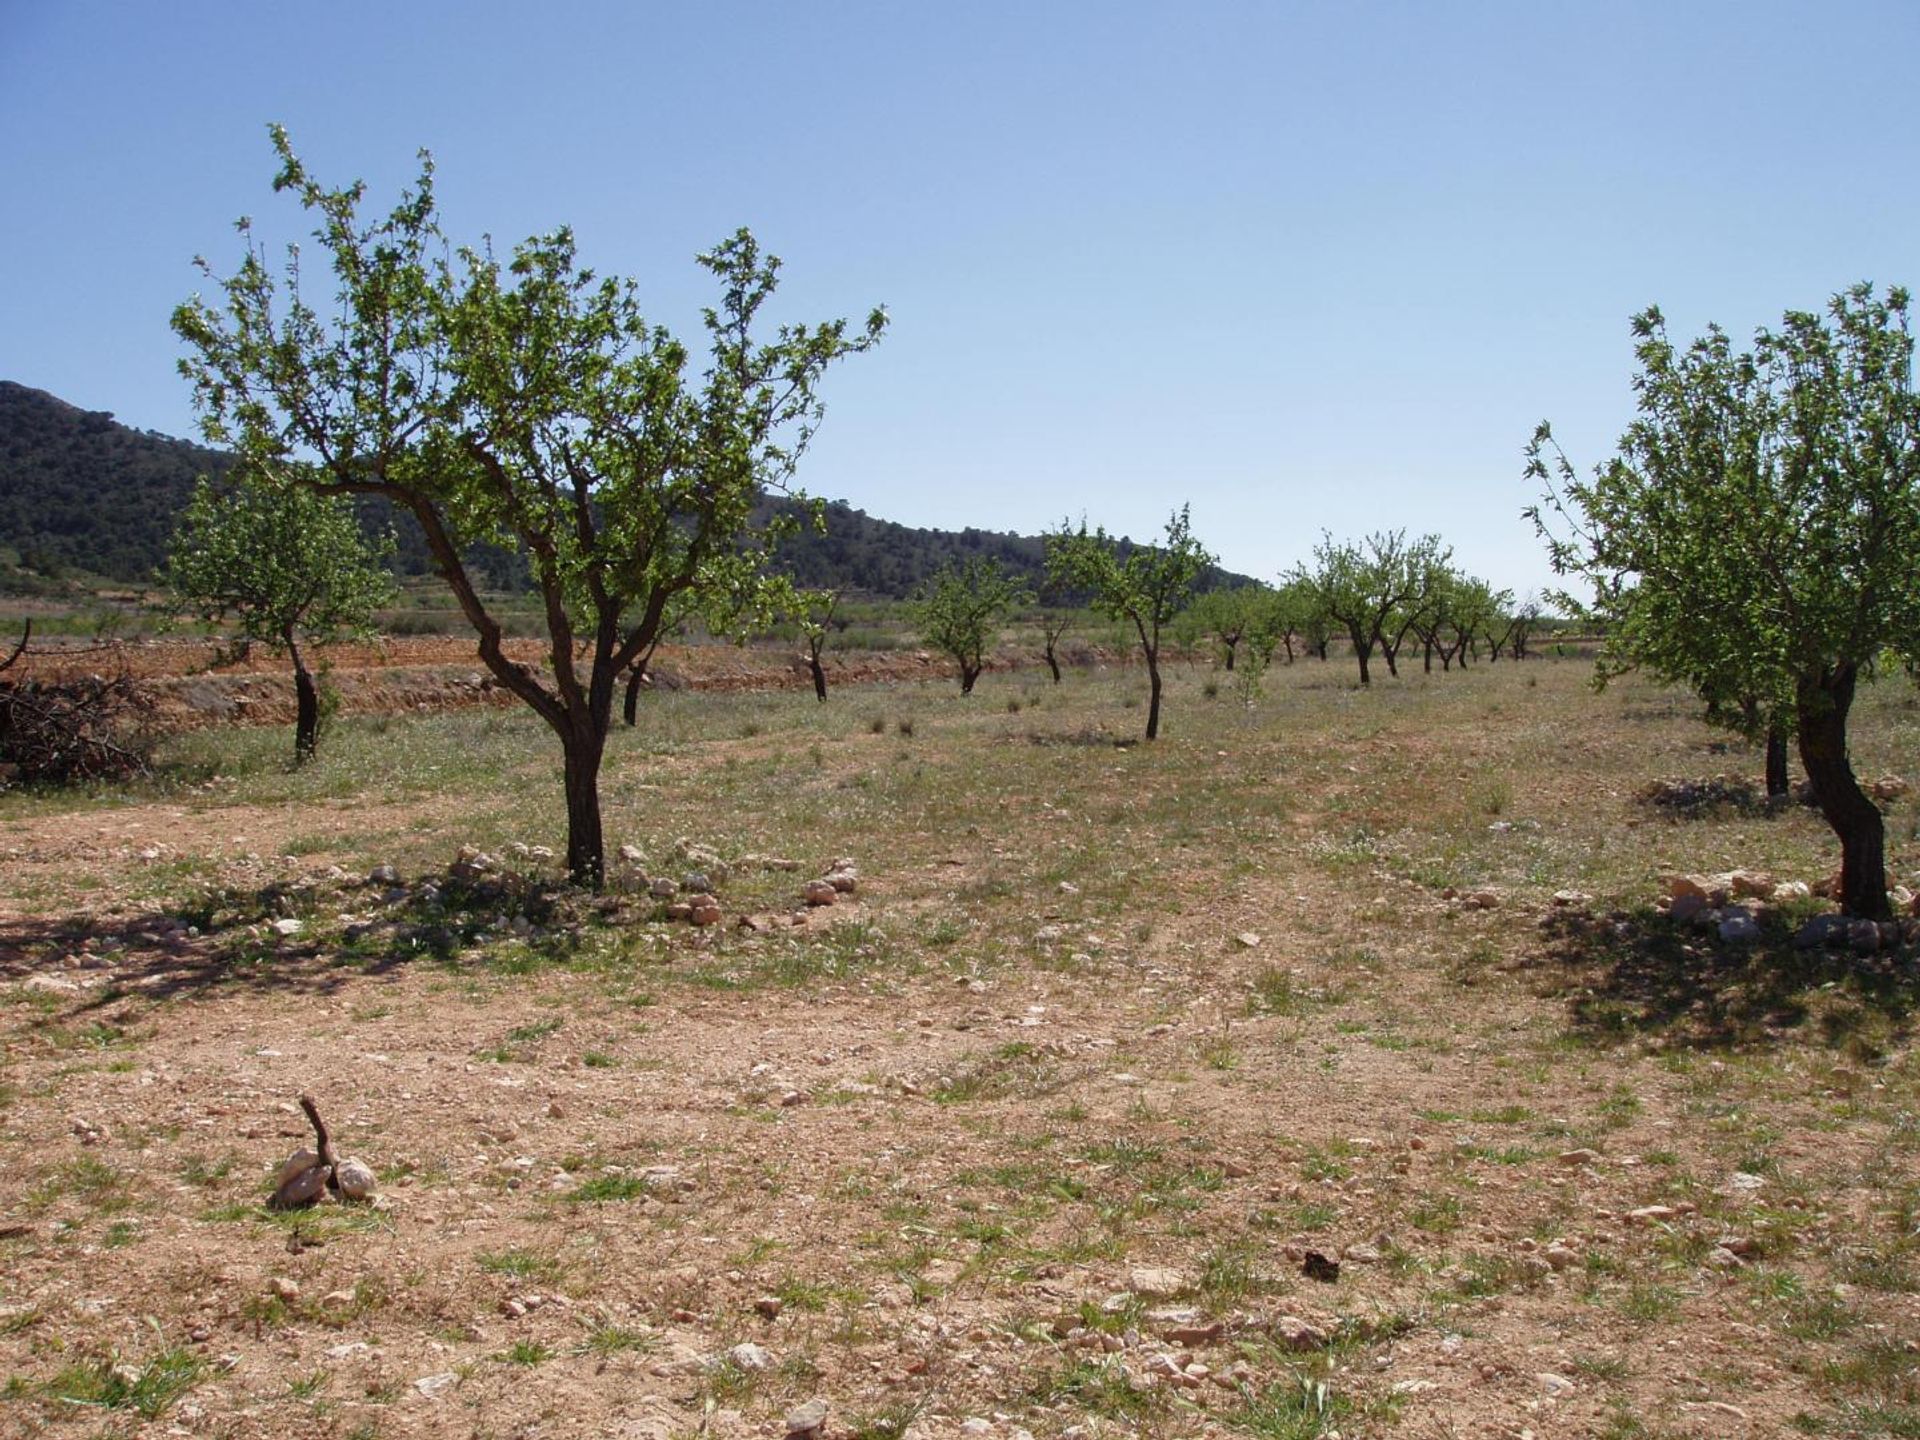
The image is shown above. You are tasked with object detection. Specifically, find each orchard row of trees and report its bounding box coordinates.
[168,130,1915,926]
[907,521,1547,721]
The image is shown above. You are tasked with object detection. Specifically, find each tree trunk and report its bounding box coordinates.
[1347,626,1372,686]
[808,652,828,701]
[288,632,318,764]
[1795,666,1889,920]
[1044,641,1061,684]
[1145,651,1163,740]
[623,663,646,725]
[1223,640,1237,672]
[960,663,979,695]
[1765,725,1789,798]
[562,727,607,890]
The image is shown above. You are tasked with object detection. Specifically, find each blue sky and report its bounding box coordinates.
[3,1,1915,594]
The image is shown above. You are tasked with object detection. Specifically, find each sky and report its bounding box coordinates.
[3,0,1917,595]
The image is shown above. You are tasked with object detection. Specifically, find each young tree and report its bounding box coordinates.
[1296,531,1411,686]
[174,129,883,886]
[794,589,839,701]
[1272,574,1332,662]
[1038,607,1074,684]
[911,557,1027,695]
[1191,584,1273,672]
[1046,506,1213,740]
[1530,284,1920,919]
[163,476,393,762]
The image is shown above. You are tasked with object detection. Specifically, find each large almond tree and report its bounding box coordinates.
[1531,284,1920,920]
[175,128,883,886]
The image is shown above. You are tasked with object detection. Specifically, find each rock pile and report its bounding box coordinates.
[1656,870,1920,954]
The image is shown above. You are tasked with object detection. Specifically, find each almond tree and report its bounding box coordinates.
[912,557,1027,695]
[163,476,392,762]
[174,128,883,886]
[1530,284,1920,919]
[1046,506,1213,740]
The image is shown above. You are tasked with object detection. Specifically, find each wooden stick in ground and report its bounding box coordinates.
[299,1094,340,1193]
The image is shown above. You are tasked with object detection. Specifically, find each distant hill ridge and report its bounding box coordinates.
[0,381,1243,598]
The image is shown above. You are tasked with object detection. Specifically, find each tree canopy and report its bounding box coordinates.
[163,476,393,760]
[174,127,884,885]
[1530,282,1920,919]
[911,557,1028,695]
[1047,506,1212,740]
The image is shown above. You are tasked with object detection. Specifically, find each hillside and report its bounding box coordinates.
[0,381,1241,599]
[0,381,233,582]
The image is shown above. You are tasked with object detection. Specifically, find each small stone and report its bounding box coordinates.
[1551,889,1592,907]
[271,917,305,937]
[1666,873,1709,902]
[1543,1244,1579,1271]
[269,1159,333,1210]
[785,1399,829,1436]
[726,1342,774,1372]
[1718,910,1761,944]
[755,1295,783,1319]
[276,1149,323,1189]
[803,880,838,907]
[413,1371,458,1400]
[682,871,714,895]
[320,1289,355,1310]
[1342,1242,1382,1264]
[1849,919,1882,955]
[1670,893,1709,923]
[650,877,679,899]
[368,864,400,886]
[828,869,858,894]
[1795,913,1852,950]
[334,1157,378,1201]
[1772,880,1812,903]
[1627,1205,1677,1224]
[1465,889,1502,910]
[1557,1148,1601,1167]
[1271,1314,1327,1351]
[499,1297,527,1318]
[1163,1322,1223,1345]
[1127,1266,1189,1299]
[269,1276,300,1301]
[1234,932,1262,948]
[1537,1372,1576,1398]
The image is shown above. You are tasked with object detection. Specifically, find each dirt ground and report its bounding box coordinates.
[1,658,1916,1439]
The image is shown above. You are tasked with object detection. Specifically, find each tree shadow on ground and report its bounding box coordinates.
[1522,906,1918,1055]
[0,865,616,1012]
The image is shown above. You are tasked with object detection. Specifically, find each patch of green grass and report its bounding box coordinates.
[1786,1294,1860,1340]
[43,1347,205,1419]
[476,1248,560,1278]
[501,1340,551,1366]
[568,1173,650,1203]
[1407,1192,1464,1234]
[1619,1282,1683,1323]
[1234,1375,1350,1438]
[583,1324,653,1357]
[1032,1356,1159,1419]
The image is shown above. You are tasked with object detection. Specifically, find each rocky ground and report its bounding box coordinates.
[1,662,1916,1439]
